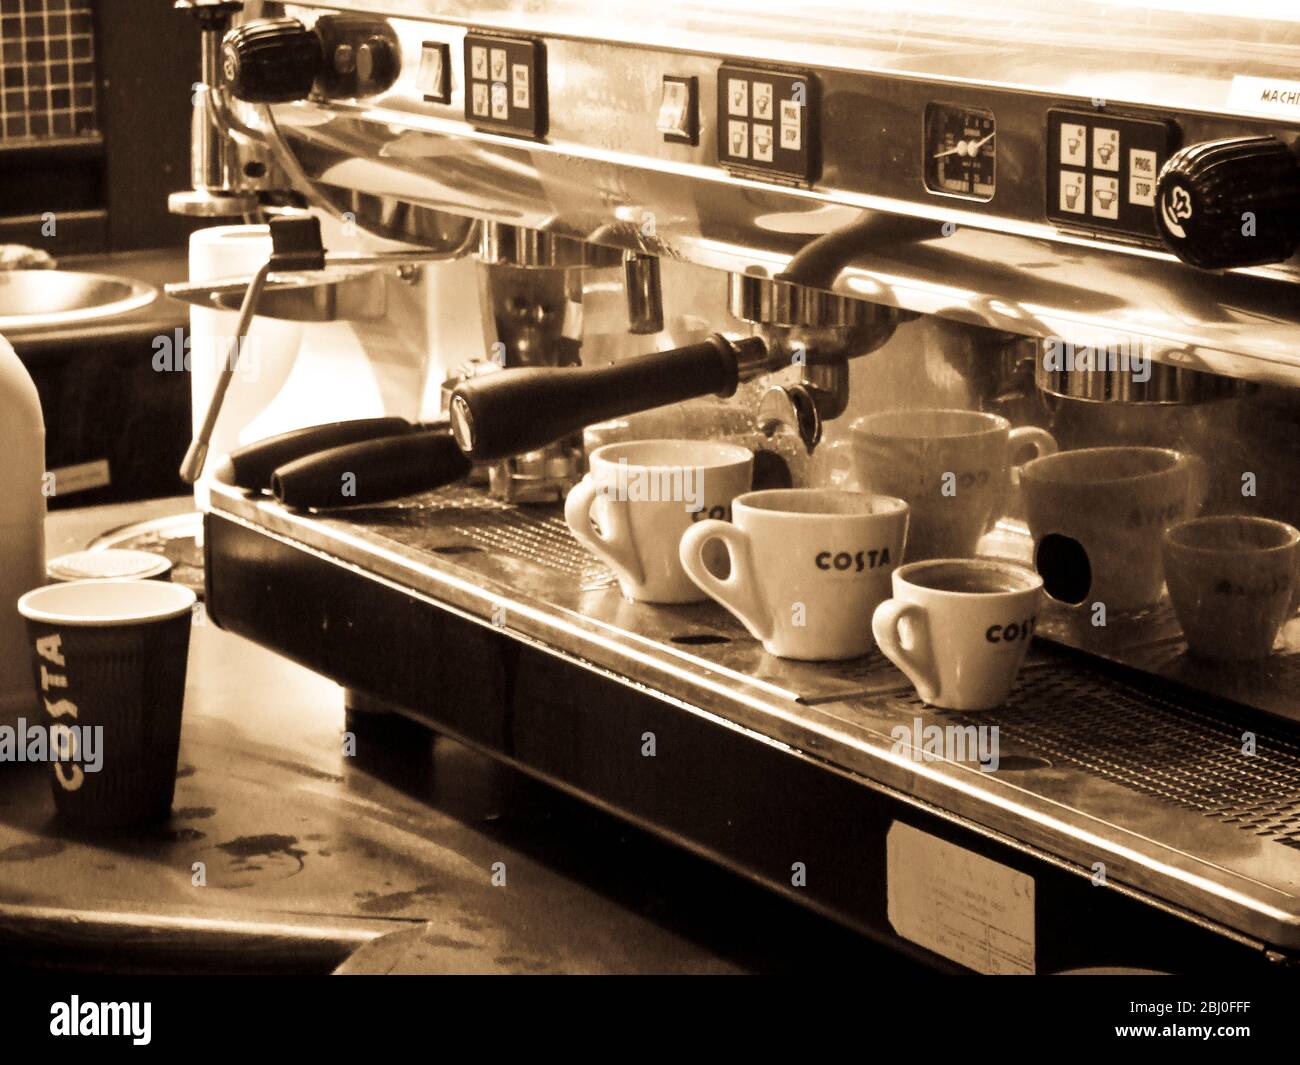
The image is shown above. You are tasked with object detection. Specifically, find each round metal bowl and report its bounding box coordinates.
[0,270,157,332]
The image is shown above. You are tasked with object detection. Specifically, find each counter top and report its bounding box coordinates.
[0,498,899,974]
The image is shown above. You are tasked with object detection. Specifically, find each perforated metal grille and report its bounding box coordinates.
[884,667,1300,849]
[450,509,615,589]
[345,485,616,588]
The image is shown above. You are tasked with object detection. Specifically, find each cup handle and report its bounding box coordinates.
[1007,425,1058,488]
[565,477,643,586]
[871,599,940,704]
[678,520,774,643]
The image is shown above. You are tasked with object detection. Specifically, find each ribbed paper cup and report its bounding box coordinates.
[17,579,196,830]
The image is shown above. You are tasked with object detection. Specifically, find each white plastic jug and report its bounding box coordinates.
[0,332,45,728]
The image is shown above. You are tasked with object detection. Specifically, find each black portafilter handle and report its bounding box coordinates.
[448,334,760,461]
[215,416,419,491]
[271,429,471,509]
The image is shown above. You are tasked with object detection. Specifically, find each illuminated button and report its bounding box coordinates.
[511,63,529,109]
[727,119,749,158]
[752,123,773,162]
[1130,148,1157,180]
[1060,122,1087,166]
[470,45,488,80]
[416,42,449,102]
[1129,148,1158,206]
[728,78,748,117]
[779,100,802,152]
[752,82,773,121]
[1059,170,1086,214]
[489,48,508,82]
[1093,127,1120,171]
[471,81,489,117]
[656,77,693,139]
[490,81,509,120]
[1092,175,1120,219]
[1129,172,1156,207]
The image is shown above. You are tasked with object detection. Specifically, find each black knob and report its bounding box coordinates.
[355,36,396,88]
[1155,136,1300,270]
[221,17,322,103]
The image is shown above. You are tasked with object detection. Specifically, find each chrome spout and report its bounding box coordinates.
[168,1,260,218]
[624,252,664,335]
[729,273,899,448]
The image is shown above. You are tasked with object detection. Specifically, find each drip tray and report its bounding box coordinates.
[208,481,1300,949]
[303,486,936,706]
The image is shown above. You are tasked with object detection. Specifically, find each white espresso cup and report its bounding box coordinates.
[850,409,1056,561]
[565,439,753,603]
[1020,446,1207,613]
[678,488,909,660]
[872,558,1043,711]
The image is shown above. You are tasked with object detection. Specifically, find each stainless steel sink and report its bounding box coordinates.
[0,270,157,333]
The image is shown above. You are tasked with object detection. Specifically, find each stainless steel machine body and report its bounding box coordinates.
[192,0,1300,972]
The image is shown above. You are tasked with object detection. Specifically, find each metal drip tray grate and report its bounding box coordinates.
[884,667,1300,849]
[335,486,616,589]
[211,478,1300,945]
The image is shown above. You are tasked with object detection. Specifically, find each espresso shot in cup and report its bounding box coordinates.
[565,439,753,603]
[1163,515,1300,662]
[17,578,196,830]
[679,488,909,661]
[872,559,1043,711]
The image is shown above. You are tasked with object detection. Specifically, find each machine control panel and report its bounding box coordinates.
[716,65,818,184]
[1047,108,1176,238]
[463,32,546,139]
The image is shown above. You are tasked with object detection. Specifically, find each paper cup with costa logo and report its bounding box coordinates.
[679,488,909,660]
[872,559,1043,711]
[17,578,196,829]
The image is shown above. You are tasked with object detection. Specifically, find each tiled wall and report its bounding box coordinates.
[0,0,96,141]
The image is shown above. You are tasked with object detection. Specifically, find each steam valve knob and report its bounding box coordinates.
[222,17,323,103]
[1154,136,1300,270]
[355,36,396,86]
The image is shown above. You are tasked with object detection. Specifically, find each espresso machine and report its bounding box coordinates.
[171,0,1300,973]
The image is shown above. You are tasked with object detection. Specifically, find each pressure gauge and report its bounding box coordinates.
[924,103,996,200]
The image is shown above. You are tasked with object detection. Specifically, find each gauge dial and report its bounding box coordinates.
[924,104,996,200]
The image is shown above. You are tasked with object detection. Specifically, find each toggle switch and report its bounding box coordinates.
[656,75,698,145]
[417,41,450,103]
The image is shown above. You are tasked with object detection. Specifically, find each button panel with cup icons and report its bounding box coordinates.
[1046,109,1176,238]
[463,32,546,139]
[716,65,818,184]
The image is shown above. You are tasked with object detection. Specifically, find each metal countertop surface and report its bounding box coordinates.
[0,497,913,975]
